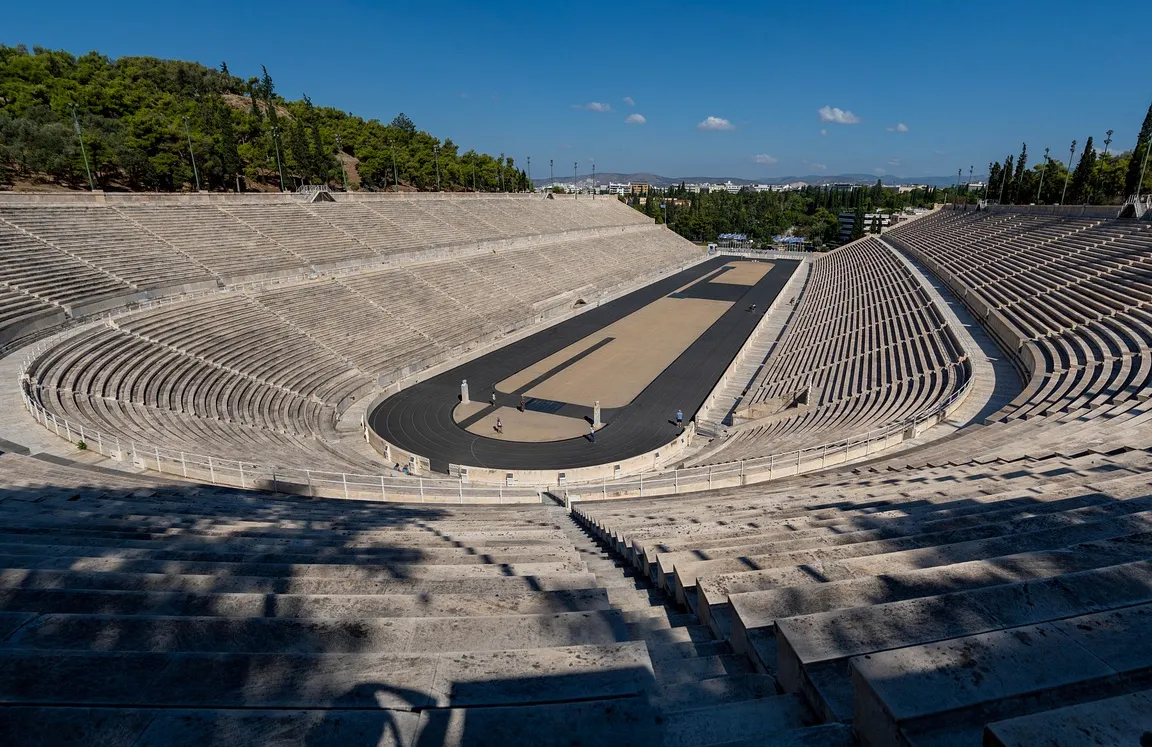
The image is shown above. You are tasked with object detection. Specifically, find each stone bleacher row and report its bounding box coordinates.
[575,212,1152,746]
[886,209,1152,421]
[0,196,653,347]
[25,222,700,472]
[693,237,968,466]
[0,450,852,746]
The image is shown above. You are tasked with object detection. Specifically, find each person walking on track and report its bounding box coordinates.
[589,423,596,443]
[676,409,684,430]
[495,417,503,434]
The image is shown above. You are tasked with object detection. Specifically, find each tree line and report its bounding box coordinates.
[986,100,1152,205]
[0,46,530,193]
[633,181,939,248]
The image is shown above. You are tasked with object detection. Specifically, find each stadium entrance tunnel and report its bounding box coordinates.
[366,257,800,483]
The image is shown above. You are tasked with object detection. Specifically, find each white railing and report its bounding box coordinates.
[560,364,974,502]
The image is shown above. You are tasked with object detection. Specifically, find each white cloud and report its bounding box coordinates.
[886,122,910,133]
[888,158,901,166]
[697,116,735,131]
[933,149,947,156]
[458,92,469,99]
[812,163,827,171]
[818,105,860,125]
[625,113,646,125]
[573,102,611,112]
[873,167,887,175]
[623,96,635,106]
[558,143,573,150]
[752,153,778,165]
[820,129,828,136]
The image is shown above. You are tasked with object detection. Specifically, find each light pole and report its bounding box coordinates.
[271,125,286,192]
[591,160,595,200]
[1036,147,1050,203]
[526,156,531,193]
[472,162,477,193]
[498,153,505,193]
[549,159,554,196]
[1138,133,1151,204]
[69,103,95,192]
[433,144,441,192]
[573,161,578,198]
[1098,130,1113,201]
[1061,140,1076,205]
[181,116,201,192]
[955,168,961,206]
[335,134,348,190]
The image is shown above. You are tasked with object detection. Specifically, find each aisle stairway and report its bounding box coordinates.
[549,507,855,747]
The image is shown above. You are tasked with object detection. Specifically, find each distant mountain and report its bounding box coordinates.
[534,172,981,189]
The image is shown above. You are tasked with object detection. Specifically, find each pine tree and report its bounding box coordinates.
[1070,136,1096,203]
[1124,100,1152,195]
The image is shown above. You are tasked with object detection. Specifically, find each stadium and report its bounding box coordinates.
[1,17,1152,747]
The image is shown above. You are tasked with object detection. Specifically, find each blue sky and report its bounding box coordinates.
[5,0,1147,179]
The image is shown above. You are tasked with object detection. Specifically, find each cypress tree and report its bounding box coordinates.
[1011,143,1028,203]
[1070,136,1096,203]
[1124,100,1152,195]
[216,97,242,191]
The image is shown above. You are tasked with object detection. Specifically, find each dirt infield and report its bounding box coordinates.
[497,262,774,410]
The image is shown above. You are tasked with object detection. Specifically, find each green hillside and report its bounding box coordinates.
[0,45,529,193]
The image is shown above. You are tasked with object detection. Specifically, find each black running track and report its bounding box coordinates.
[368,257,799,472]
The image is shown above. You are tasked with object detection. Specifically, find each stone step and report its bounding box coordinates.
[0,554,587,580]
[726,538,1152,650]
[711,723,856,747]
[983,690,1152,747]
[0,642,654,709]
[0,586,613,620]
[0,538,577,567]
[0,706,421,747]
[851,604,1152,747]
[4,609,631,655]
[0,567,602,596]
[661,694,811,747]
[652,654,753,686]
[650,673,779,711]
[776,560,1152,722]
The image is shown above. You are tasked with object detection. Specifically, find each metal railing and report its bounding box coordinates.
[561,368,973,502]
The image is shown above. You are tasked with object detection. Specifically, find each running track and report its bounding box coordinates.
[368,257,799,472]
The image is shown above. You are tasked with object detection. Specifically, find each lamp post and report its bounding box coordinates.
[526,156,531,193]
[549,159,554,196]
[69,103,95,192]
[955,167,961,206]
[335,134,348,190]
[1036,147,1050,203]
[434,144,441,192]
[591,160,596,200]
[573,161,578,198]
[472,162,477,193]
[1098,129,1113,201]
[1061,140,1076,205]
[499,153,505,193]
[181,116,201,192]
[270,125,286,192]
[1138,133,1151,205]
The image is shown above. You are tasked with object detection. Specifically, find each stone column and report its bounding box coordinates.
[593,401,601,428]
[461,379,470,404]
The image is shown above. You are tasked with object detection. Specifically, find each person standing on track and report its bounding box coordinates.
[675,409,683,430]
[589,423,596,443]
[491,391,497,407]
